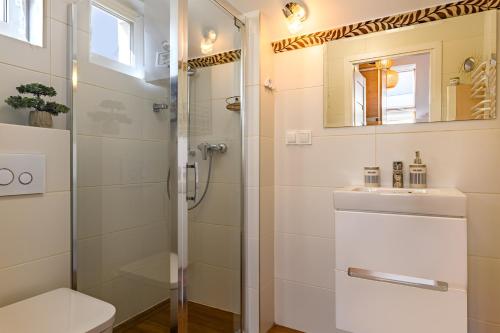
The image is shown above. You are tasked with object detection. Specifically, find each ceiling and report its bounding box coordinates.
[226,0,457,41]
[188,0,241,58]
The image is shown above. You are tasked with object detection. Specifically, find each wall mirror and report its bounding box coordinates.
[324,10,497,128]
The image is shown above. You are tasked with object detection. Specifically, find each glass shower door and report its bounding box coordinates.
[72,0,172,329]
[185,1,243,332]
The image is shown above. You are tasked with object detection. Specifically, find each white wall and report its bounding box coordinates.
[0,124,71,307]
[0,0,70,129]
[274,41,500,333]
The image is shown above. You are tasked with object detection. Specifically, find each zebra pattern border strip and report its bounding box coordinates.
[271,0,500,53]
[188,49,241,69]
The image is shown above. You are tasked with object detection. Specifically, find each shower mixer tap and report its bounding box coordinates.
[197,142,228,160]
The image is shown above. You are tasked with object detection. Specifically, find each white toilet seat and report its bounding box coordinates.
[0,288,115,333]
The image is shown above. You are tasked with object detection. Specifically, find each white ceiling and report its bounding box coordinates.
[226,0,456,41]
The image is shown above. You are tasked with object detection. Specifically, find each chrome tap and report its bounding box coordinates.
[393,161,404,188]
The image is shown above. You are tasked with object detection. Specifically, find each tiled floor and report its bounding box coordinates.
[114,301,238,333]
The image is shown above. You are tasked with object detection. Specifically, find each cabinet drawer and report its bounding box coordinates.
[335,210,467,289]
[336,270,467,333]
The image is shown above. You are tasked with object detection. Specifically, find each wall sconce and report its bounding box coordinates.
[200,30,217,55]
[282,2,307,34]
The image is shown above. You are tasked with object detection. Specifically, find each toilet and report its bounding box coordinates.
[0,288,115,333]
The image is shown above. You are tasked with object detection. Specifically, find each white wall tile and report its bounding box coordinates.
[50,0,75,24]
[277,186,334,238]
[190,222,240,270]
[468,256,500,324]
[276,233,334,290]
[376,129,500,192]
[467,193,500,259]
[275,278,335,333]
[273,46,324,92]
[50,19,69,79]
[0,192,70,269]
[277,134,375,187]
[0,253,70,307]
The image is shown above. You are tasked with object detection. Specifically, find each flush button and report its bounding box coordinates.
[0,168,15,186]
[18,172,33,185]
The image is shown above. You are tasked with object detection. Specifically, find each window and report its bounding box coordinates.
[0,0,43,46]
[90,0,144,77]
[385,64,417,124]
[1,0,6,23]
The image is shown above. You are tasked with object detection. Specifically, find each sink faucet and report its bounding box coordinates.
[393,161,404,188]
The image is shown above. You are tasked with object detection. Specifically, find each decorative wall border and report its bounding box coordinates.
[271,0,500,53]
[188,49,241,69]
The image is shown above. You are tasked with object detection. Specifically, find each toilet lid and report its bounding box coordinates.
[0,288,116,333]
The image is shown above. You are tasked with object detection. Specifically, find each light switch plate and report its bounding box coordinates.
[286,130,312,145]
[286,131,297,144]
[0,154,46,197]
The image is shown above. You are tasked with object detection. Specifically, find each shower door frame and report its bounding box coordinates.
[68,0,246,331]
[169,0,246,332]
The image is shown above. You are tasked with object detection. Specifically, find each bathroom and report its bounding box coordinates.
[0,0,498,332]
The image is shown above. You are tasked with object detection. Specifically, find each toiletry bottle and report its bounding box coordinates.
[392,161,404,188]
[409,151,427,188]
[364,167,380,187]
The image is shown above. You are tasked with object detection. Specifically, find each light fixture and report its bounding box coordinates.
[375,58,393,70]
[200,29,217,55]
[386,69,399,89]
[282,2,307,34]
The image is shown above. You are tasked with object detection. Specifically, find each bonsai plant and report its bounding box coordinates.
[5,83,70,128]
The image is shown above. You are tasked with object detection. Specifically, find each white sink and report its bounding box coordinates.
[334,186,466,217]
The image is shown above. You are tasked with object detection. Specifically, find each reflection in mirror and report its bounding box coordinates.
[324,10,497,128]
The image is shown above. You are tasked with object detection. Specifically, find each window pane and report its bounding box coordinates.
[91,4,132,65]
[0,0,5,22]
[387,68,416,109]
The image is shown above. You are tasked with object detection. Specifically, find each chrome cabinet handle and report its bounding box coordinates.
[347,267,448,292]
[186,162,198,202]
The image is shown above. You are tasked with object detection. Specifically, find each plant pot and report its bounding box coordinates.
[29,111,53,128]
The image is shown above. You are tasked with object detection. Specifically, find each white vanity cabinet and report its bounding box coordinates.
[334,187,467,333]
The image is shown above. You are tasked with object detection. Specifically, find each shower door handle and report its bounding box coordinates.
[186,162,199,202]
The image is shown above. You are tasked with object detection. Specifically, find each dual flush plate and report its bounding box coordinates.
[0,154,46,197]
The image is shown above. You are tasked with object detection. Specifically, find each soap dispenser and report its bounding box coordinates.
[409,151,427,188]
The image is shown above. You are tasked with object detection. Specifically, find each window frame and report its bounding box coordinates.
[89,0,144,78]
[0,0,43,46]
[0,0,6,23]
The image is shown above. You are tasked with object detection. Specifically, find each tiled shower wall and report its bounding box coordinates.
[73,0,170,325]
[188,61,242,313]
[273,34,500,333]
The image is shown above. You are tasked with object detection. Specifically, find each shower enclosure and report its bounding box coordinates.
[70,0,244,331]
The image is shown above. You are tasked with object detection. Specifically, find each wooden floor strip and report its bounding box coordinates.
[268,325,304,333]
[114,301,239,333]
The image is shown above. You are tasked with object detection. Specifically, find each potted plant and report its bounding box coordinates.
[5,83,70,128]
